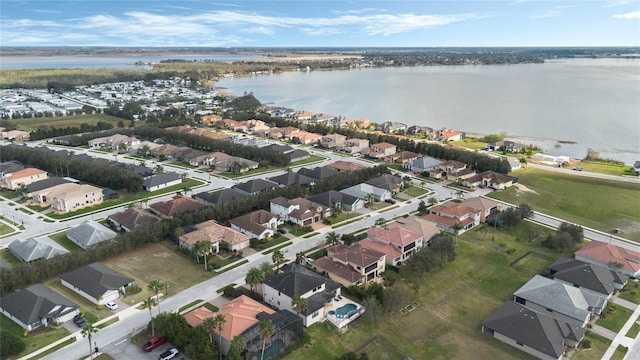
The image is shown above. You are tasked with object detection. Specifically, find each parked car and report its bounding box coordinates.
[277,228,287,234]
[142,336,166,352]
[572,166,583,171]
[159,348,179,360]
[73,315,86,327]
[384,199,397,204]
[105,301,118,311]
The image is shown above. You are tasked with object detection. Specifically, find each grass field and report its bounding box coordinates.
[10,114,125,132]
[626,317,640,338]
[103,241,216,303]
[403,185,429,198]
[597,304,634,333]
[577,161,636,176]
[618,281,640,304]
[487,168,640,242]
[287,221,569,360]
[0,248,22,266]
[611,344,629,360]
[48,231,83,252]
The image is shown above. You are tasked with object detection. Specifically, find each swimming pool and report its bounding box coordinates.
[335,303,358,318]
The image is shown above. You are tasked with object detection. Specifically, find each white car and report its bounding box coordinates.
[159,348,179,360]
[105,301,118,311]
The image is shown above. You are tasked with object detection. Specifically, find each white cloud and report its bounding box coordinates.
[613,10,640,18]
[530,10,561,19]
[603,1,634,7]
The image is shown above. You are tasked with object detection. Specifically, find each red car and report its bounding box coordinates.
[142,336,166,352]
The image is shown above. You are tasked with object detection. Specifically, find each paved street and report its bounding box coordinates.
[3,140,639,360]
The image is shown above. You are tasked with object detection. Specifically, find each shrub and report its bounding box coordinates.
[0,331,26,357]
[582,339,592,349]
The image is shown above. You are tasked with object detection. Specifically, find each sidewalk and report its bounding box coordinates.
[601,301,640,360]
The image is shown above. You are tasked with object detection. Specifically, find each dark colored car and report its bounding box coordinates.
[277,228,287,234]
[142,336,166,352]
[73,315,86,327]
[384,199,397,204]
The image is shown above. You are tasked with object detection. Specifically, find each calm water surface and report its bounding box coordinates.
[218,58,640,164]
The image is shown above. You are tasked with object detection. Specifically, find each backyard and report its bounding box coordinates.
[487,168,640,242]
[288,222,574,360]
[9,114,125,132]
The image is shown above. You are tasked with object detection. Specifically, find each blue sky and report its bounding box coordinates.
[1,1,639,47]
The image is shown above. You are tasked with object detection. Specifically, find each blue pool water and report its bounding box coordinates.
[335,303,357,318]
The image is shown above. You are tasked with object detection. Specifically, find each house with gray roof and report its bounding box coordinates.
[514,275,607,327]
[0,161,24,176]
[286,149,311,163]
[0,284,79,331]
[404,156,443,173]
[8,236,69,263]
[340,183,391,202]
[297,166,340,181]
[262,264,361,327]
[365,174,405,193]
[142,172,182,192]
[482,301,585,360]
[232,179,278,195]
[229,210,281,240]
[194,189,247,205]
[26,177,73,194]
[66,220,117,250]
[307,190,364,212]
[60,262,133,305]
[548,258,627,298]
[108,207,161,232]
[268,171,316,188]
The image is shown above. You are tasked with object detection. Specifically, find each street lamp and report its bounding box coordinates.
[165,283,170,296]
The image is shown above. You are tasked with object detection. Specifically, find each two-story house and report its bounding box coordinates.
[362,142,397,159]
[0,168,48,190]
[424,202,481,234]
[357,227,424,265]
[313,244,386,287]
[270,197,331,226]
[320,134,347,149]
[337,138,370,154]
[229,210,282,240]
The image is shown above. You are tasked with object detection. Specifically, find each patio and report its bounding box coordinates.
[324,295,364,329]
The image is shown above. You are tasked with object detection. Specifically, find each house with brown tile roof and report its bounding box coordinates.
[462,171,514,190]
[356,238,403,266]
[280,126,301,138]
[460,197,502,222]
[229,210,282,240]
[184,306,215,327]
[313,244,386,287]
[293,131,322,145]
[108,208,161,232]
[326,161,365,173]
[179,220,251,252]
[215,295,275,352]
[270,197,331,226]
[349,118,371,129]
[201,114,222,125]
[358,227,424,265]
[149,195,206,218]
[440,160,467,174]
[0,168,48,190]
[575,241,640,277]
[362,142,397,159]
[432,127,464,142]
[424,202,481,235]
[393,151,420,164]
[387,216,440,246]
[320,134,346,148]
[337,138,370,154]
[446,168,476,182]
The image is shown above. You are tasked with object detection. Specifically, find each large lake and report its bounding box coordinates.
[0,54,262,70]
[217,58,640,165]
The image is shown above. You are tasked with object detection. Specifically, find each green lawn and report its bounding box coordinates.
[44,279,113,323]
[11,114,125,132]
[597,304,634,333]
[403,185,429,197]
[449,139,489,150]
[611,344,628,360]
[487,168,640,242]
[626,317,640,338]
[324,211,360,225]
[0,313,71,359]
[619,282,640,304]
[48,231,83,252]
[572,332,611,360]
[577,161,635,177]
[0,223,16,236]
[289,154,326,167]
[0,248,22,266]
[288,221,569,360]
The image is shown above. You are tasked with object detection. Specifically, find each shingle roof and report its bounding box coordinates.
[142,172,181,188]
[268,172,315,187]
[8,236,69,263]
[0,284,78,326]
[263,264,340,314]
[65,220,117,249]
[26,177,73,193]
[482,301,585,359]
[308,190,360,208]
[194,189,247,205]
[313,256,364,284]
[228,210,277,236]
[297,166,340,180]
[407,156,443,170]
[60,262,133,299]
[326,161,365,172]
[232,179,277,194]
[0,161,24,174]
[286,149,310,162]
[549,257,625,296]
[364,174,404,192]
[107,208,161,232]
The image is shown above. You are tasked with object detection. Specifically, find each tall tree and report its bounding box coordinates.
[202,317,216,346]
[325,231,340,246]
[271,249,285,270]
[245,267,263,294]
[259,319,275,360]
[147,279,164,316]
[81,323,97,360]
[142,296,158,337]
[259,261,273,279]
[194,240,213,270]
[213,314,226,360]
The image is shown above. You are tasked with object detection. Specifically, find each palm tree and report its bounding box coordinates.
[365,193,375,208]
[202,316,216,345]
[295,252,305,265]
[140,144,151,158]
[154,164,164,174]
[213,314,226,360]
[142,296,158,337]
[259,261,273,279]
[194,240,213,270]
[271,249,285,270]
[231,335,245,355]
[428,196,438,207]
[451,223,463,245]
[325,231,340,246]
[17,182,29,199]
[292,295,308,317]
[81,323,97,360]
[147,279,164,315]
[259,319,275,360]
[245,267,263,294]
[375,217,386,227]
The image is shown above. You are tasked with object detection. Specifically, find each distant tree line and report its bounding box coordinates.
[30,121,114,140]
[0,145,143,192]
[0,165,388,295]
